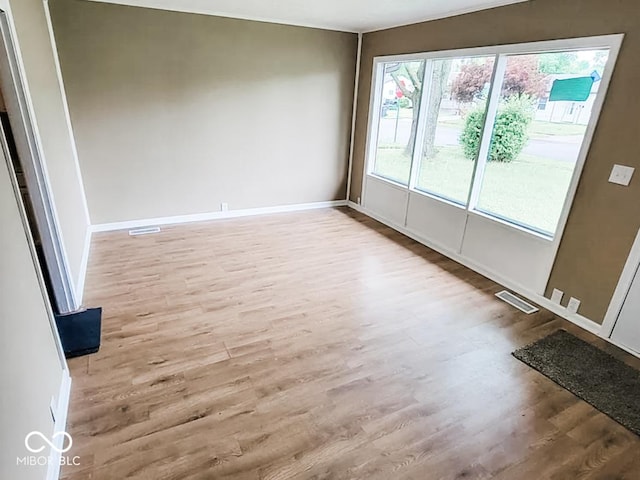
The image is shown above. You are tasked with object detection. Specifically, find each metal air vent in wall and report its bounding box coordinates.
[495,290,539,314]
[129,227,161,236]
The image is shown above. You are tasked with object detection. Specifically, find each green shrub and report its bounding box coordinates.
[460,108,486,161]
[460,96,535,163]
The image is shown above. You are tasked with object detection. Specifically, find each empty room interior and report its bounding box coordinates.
[3,0,640,478]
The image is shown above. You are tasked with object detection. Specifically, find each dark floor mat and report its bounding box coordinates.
[513,329,640,436]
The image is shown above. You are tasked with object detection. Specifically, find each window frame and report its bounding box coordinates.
[368,59,428,187]
[363,34,624,241]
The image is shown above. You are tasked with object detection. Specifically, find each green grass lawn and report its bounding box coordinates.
[528,120,587,137]
[373,145,574,234]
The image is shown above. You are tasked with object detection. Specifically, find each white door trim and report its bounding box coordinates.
[601,228,640,338]
[0,4,77,313]
[0,97,69,373]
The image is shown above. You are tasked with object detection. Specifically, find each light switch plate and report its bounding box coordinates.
[567,297,581,314]
[609,164,635,186]
[551,288,563,304]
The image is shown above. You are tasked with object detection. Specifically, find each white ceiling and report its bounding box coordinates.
[85,0,527,33]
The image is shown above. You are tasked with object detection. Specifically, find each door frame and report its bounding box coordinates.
[0,2,76,314]
[601,228,640,339]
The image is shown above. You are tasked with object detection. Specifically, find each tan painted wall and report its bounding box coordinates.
[9,0,90,296]
[49,0,357,224]
[350,0,640,323]
[0,144,64,478]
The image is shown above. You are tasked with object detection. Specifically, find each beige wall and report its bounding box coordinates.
[50,0,357,224]
[8,0,90,297]
[0,143,65,479]
[350,0,640,323]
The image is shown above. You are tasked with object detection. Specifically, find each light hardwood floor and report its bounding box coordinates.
[62,207,640,479]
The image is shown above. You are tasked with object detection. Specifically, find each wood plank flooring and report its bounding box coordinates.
[61,207,640,479]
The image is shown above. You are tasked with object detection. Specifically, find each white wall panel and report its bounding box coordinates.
[461,213,555,294]
[406,192,466,252]
[364,175,408,226]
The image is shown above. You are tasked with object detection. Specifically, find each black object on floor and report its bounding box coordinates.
[513,329,640,436]
[55,307,102,358]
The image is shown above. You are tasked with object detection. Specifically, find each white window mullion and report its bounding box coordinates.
[366,62,385,177]
[407,60,433,192]
[466,54,508,210]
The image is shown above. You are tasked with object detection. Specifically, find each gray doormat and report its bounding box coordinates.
[513,329,640,436]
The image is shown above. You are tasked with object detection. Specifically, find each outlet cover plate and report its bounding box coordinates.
[567,297,581,314]
[551,288,563,304]
[609,164,634,186]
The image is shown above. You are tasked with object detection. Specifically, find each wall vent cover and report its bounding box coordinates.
[495,290,538,314]
[129,227,161,236]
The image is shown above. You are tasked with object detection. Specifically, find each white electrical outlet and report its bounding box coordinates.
[609,164,635,186]
[220,202,229,212]
[567,297,581,314]
[551,288,563,304]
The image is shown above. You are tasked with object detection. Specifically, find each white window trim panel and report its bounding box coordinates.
[601,228,640,338]
[362,34,624,295]
[0,2,78,313]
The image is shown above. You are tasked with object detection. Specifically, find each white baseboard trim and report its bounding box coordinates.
[91,200,349,233]
[47,369,72,480]
[73,227,92,309]
[347,201,604,337]
[537,300,602,335]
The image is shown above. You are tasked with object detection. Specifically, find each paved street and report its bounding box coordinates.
[378,118,582,162]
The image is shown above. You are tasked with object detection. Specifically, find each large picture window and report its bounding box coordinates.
[366,38,617,239]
